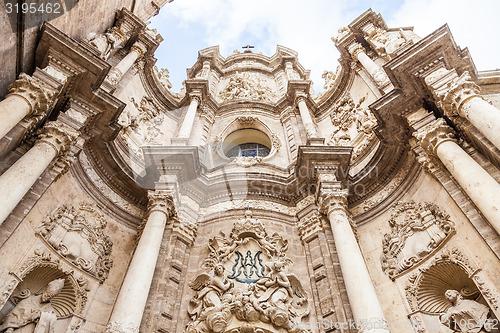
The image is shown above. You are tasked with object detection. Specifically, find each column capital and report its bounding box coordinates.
[413,118,456,155]
[347,42,365,59]
[147,190,175,217]
[189,93,202,104]
[38,121,79,156]
[130,41,149,60]
[318,188,349,216]
[426,69,480,117]
[295,92,308,106]
[8,73,58,116]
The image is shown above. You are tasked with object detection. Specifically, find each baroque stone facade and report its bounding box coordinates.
[0,5,500,333]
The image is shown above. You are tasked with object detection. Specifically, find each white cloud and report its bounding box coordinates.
[388,0,500,71]
[154,0,500,92]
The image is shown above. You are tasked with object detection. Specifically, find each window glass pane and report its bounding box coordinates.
[225,143,270,158]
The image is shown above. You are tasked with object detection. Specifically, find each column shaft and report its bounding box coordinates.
[108,211,167,331]
[326,208,388,333]
[106,191,174,333]
[178,97,199,139]
[0,141,58,224]
[436,140,500,233]
[356,52,381,78]
[0,95,31,140]
[0,121,77,225]
[115,50,140,76]
[297,99,318,138]
[461,97,500,150]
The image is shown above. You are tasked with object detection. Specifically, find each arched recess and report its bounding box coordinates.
[0,248,89,330]
[405,248,499,332]
[213,116,281,166]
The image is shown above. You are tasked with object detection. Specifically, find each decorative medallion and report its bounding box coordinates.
[37,204,113,282]
[186,209,310,333]
[381,201,454,279]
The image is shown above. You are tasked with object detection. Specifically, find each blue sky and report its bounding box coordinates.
[150,0,500,93]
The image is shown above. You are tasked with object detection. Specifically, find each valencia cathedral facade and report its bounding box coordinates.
[1,2,500,333]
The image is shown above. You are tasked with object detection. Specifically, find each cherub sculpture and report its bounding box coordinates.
[187,264,233,333]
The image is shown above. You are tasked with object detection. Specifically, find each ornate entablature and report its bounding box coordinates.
[186,209,310,333]
[37,203,113,282]
[381,201,455,279]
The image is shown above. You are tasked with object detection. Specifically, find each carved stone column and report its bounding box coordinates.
[105,40,148,86]
[0,73,57,140]
[319,184,389,333]
[106,190,175,333]
[414,117,500,235]
[296,95,319,139]
[348,42,389,87]
[175,93,201,142]
[425,69,500,150]
[0,121,78,225]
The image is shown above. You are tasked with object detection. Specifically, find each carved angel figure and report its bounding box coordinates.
[440,290,493,333]
[253,259,309,328]
[187,264,233,333]
[0,279,65,333]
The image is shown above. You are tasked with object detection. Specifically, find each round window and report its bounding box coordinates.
[223,129,272,158]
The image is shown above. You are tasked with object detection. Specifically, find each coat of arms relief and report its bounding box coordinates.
[186,209,310,333]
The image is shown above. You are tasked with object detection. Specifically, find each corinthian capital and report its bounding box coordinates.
[318,188,349,216]
[147,190,175,217]
[430,70,480,117]
[38,121,79,156]
[8,73,58,116]
[130,41,148,60]
[413,118,455,155]
[347,42,365,59]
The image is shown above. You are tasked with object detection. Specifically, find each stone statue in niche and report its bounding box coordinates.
[185,209,310,333]
[0,279,65,333]
[37,204,113,281]
[440,289,495,333]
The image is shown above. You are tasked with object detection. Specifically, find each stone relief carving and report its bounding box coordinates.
[119,96,165,150]
[366,28,407,58]
[0,279,64,333]
[439,289,495,333]
[327,95,377,159]
[381,201,455,279]
[331,27,350,44]
[405,248,498,314]
[186,210,310,333]
[219,72,277,102]
[316,66,341,98]
[37,204,113,282]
